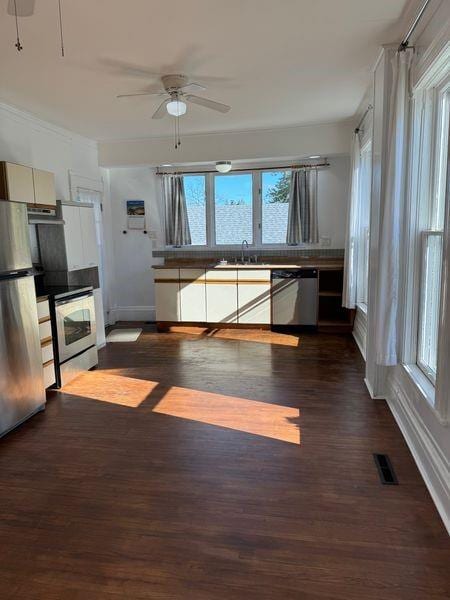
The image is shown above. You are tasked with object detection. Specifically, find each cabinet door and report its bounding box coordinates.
[180,269,206,322]
[62,205,84,271]
[33,169,56,207]
[79,206,99,268]
[155,269,180,322]
[5,162,34,204]
[238,270,271,324]
[206,269,238,323]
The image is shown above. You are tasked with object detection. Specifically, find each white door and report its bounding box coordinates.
[238,270,271,324]
[79,206,99,268]
[62,204,84,271]
[155,269,180,322]
[180,269,206,322]
[206,269,238,323]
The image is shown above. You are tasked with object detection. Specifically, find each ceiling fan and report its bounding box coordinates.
[117,74,231,119]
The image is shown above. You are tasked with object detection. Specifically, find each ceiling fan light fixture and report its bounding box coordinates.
[166,99,187,117]
[215,161,232,173]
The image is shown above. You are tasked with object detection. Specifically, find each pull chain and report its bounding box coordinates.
[58,0,65,57]
[13,0,23,51]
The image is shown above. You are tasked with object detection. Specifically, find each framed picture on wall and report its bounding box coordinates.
[126,199,145,229]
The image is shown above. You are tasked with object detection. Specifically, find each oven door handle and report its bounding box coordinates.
[56,293,93,306]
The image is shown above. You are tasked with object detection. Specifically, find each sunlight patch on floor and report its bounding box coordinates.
[61,371,300,444]
[164,326,301,347]
[152,387,301,444]
[62,372,159,407]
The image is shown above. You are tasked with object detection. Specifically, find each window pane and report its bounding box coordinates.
[183,175,206,245]
[418,233,443,382]
[262,171,290,244]
[214,174,253,244]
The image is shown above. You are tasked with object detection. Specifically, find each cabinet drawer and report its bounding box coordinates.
[41,342,54,364]
[154,268,180,282]
[237,269,271,283]
[39,319,52,341]
[43,361,56,389]
[37,299,50,320]
[206,269,238,282]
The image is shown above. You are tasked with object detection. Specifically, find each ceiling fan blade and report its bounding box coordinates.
[117,91,165,99]
[185,95,231,113]
[152,99,169,119]
[7,0,35,16]
[181,82,207,93]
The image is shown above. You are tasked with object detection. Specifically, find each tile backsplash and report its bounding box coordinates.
[154,248,344,260]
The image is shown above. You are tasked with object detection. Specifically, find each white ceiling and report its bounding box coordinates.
[0,0,409,141]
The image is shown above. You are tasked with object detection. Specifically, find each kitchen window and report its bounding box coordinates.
[179,168,310,248]
[261,171,290,244]
[214,173,253,245]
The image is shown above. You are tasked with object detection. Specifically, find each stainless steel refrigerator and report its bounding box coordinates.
[0,199,46,437]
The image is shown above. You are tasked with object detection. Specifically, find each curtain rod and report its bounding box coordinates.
[157,162,330,176]
[355,104,373,134]
[398,0,432,51]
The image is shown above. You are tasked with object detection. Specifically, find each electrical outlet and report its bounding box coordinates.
[320,236,331,247]
[147,230,158,240]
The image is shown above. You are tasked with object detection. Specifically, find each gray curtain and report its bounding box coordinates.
[163,175,192,246]
[286,168,319,244]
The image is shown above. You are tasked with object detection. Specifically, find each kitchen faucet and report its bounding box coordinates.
[241,239,249,263]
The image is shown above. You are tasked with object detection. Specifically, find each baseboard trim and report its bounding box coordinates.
[387,379,450,535]
[364,377,385,400]
[109,306,156,322]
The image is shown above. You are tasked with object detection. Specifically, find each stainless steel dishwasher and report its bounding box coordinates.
[271,269,318,326]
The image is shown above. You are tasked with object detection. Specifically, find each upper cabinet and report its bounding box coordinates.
[61,204,99,271]
[0,161,56,207]
[0,162,34,204]
[39,203,99,273]
[32,169,57,207]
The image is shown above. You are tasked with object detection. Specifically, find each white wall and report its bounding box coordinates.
[0,103,100,200]
[99,120,352,168]
[107,167,164,322]
[317,156,349,248]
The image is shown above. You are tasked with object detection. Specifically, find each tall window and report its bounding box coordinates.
[356,141,372,306]
[184,175,207,245]
[416,88,449,383]
[214,173,253,245]
[261,171,290,244]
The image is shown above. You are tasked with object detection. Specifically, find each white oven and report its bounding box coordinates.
[55,291,97,364]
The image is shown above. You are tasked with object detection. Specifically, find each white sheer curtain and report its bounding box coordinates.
[374,49,413,365]
[343,131,361,308]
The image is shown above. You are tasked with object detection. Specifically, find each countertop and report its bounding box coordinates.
[153,259,344,271]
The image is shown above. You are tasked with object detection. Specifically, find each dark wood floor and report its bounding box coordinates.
[1,325,449,599]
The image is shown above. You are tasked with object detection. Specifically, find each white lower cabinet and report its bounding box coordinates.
[206,269,238,323]
[180,269,206,322]
[237,269,271,324]
[155,269,180,322]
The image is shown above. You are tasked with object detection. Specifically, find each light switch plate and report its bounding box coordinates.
[320,236,331,247]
